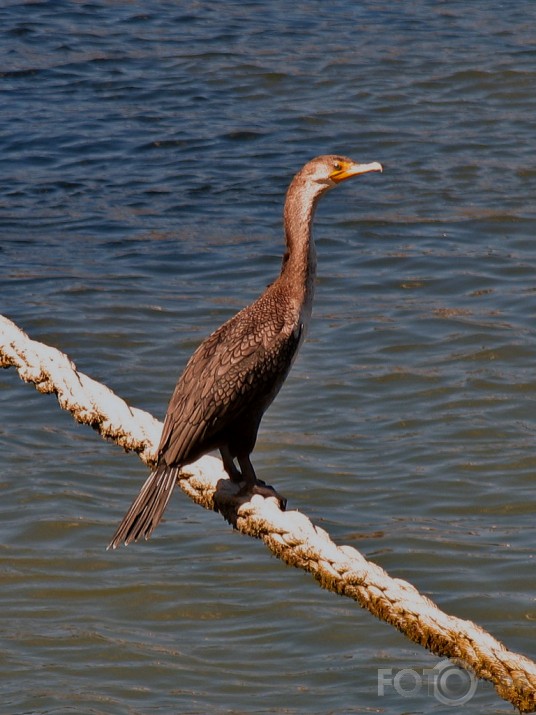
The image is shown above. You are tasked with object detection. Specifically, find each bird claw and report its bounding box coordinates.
[238,480,287,511]
[213,477,287,528]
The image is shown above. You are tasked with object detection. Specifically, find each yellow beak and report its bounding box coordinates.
[330,160,383,184]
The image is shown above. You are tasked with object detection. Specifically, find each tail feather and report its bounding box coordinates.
[108,465,180,549]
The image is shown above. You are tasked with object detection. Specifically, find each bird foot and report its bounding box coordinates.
[213,477,287,528]
[237,479,287,511]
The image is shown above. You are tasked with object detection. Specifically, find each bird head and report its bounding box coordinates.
[307,154,383,188]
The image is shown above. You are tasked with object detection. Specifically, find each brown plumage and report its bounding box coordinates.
[109,154,382,548]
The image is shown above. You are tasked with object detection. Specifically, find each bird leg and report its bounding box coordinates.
[220,445,245,483]
[235,454,259,485]
[219,447,286,510]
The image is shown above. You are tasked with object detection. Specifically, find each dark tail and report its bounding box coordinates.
[108,464,180,549]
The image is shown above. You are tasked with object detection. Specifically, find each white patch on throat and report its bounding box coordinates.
[298,238,317,340]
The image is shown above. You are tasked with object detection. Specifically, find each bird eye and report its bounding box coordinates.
[333,162,342,171]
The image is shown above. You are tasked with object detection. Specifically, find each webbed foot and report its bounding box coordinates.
[237,479,287,511]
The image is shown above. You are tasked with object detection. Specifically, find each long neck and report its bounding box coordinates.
[280,177,321,294]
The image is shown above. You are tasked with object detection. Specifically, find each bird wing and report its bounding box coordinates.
[158,300,302,466]
[110,299,301,548]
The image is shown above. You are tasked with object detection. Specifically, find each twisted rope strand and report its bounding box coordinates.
[1,314,534,712]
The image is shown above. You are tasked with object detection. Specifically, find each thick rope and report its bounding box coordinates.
[1,313,535,712]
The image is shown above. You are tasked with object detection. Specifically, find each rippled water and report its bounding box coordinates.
[1,2,535,713]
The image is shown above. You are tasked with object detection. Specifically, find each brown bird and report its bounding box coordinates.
[109,154,382,548]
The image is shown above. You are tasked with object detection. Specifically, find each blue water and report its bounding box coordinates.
[1,2,535,713]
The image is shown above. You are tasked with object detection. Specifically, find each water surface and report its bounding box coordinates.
[1,2,535,713]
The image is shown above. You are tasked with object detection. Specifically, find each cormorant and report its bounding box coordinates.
[109,154,382,548]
